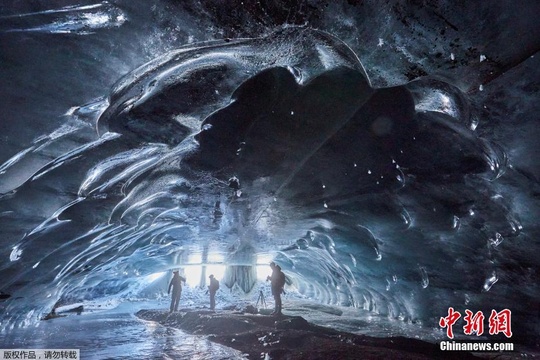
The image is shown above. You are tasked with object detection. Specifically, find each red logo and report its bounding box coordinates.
[439,308,512,339]
[463,309,485,336]
[439,307,461,339]
[488,309,513,338]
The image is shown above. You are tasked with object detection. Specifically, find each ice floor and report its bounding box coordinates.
[0,297,447,360]
[1,297,538,359]
[0,301,248,360]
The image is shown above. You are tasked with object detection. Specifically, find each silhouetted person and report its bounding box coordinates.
[267,262,286,315]
[168,270,186,312]
[208,274,220,310]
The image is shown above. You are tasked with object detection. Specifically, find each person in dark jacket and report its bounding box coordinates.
[168,270,186,312]
[208,274,220,310]
[267,262,286,315]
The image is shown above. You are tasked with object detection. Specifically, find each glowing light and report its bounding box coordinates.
[256,265,272,281]
[207,252,224,263]
[145,271,166,283]
[181,264,227,286]
[182,265,201,286]
[256,253,276,281]
[188,252,202,263]
[256,253,274,266]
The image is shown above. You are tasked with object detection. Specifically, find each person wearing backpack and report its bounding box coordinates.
[208,274,220,310]
[267,262,286,315]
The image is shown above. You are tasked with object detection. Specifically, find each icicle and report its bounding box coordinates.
[483,271,498,291]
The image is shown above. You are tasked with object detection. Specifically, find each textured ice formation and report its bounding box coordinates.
[0,27,534,343]
[0,2,126,35]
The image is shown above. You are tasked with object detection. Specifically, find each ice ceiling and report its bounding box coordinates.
[1,0,539,345]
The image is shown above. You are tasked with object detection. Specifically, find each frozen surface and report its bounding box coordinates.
[1,0,540,354]
[0,301,248,359]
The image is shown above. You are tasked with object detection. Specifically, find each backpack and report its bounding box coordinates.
[278,271,286,288]
[210,278,220,292]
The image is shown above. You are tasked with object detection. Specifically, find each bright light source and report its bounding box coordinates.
[188,252,202,263]
[182,265,201,286]
[256,264,272,281]
[145,271,166,283]
[256,253,273,265]
[182,264,227,287]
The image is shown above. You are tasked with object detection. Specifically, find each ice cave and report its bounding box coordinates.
[0,0,539,358]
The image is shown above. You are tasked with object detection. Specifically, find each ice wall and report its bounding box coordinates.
[1,0,538,345]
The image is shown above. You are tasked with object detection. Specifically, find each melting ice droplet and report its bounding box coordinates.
[453,216,460,229]
[10,246,22,262]
[419,266,429,288]
[489,232,503,247]
[483,271,498,291]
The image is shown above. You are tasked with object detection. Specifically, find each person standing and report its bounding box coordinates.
[208,274,220,310]
[267,262,286,315]
[168,270,186,312]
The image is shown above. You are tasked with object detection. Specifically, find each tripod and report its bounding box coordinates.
[256,290,267,309]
